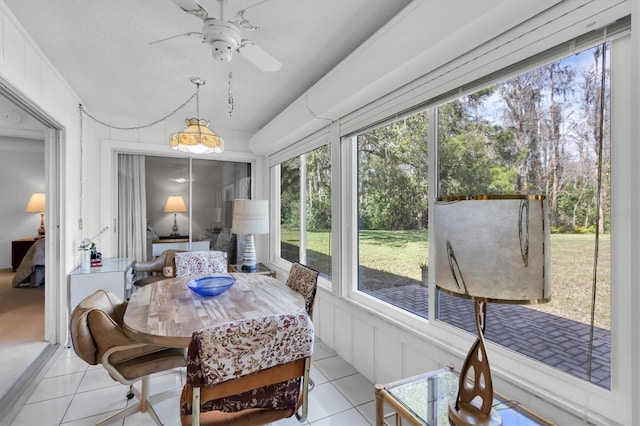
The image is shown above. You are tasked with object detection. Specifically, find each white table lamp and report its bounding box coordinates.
[231,199,269,271]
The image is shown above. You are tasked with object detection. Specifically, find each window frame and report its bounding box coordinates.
[339,36,629,421]
[268,22,633,423]
[269,140,334,289]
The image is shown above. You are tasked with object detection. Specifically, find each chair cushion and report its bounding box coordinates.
[186,313,313,388]
[182,313,313,417]
[174,251,228,277]
[115,347,186,381]
[199,378,301,414]
[180,406,298,426]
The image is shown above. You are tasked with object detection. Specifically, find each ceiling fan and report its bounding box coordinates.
[156,0,281,72]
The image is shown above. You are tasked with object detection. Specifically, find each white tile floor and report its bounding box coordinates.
[11,339,379,425]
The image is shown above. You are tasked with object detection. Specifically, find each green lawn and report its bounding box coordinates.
[281,229,610,329]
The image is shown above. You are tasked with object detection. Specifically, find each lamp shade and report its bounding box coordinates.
[164,196,187,213]
[231,199,269,235]
[25,193,46,213]
[169,118,224,154]
[435,195,550,304]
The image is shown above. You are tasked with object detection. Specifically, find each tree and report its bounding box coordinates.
[358,112,429,230]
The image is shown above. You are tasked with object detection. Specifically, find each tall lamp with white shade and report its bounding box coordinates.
[26,192,46,239]
[231,199,269,272]
[435,195,550,426]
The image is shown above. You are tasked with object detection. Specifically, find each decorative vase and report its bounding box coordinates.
[81,250,91,272]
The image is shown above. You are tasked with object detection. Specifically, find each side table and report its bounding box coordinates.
[229,263,276,278]
[374,367,553,425]
[11,237,37,272]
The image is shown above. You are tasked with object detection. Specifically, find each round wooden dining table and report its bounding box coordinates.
[123,272,306,348]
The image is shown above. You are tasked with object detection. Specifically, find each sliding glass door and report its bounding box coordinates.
[118,154,251,262]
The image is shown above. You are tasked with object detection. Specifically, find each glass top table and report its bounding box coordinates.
[375,368,553,425]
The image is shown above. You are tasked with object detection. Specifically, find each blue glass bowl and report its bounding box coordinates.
[187,274,236,297]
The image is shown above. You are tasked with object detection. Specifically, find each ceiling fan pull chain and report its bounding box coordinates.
[228,72,234,117]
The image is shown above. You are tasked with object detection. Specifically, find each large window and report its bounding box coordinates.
[267,13,628,421]
[437,44,611,388]
[279,145,332,277]
[356,112,429,318]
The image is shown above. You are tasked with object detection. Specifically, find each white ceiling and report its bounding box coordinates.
[3,0,412,136]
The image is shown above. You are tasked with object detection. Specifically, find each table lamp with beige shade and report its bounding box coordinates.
[164,195,187,237]
[25,192,46,239]
[435,195,551,426]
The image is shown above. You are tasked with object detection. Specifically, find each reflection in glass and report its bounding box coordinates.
[140,156,250,263]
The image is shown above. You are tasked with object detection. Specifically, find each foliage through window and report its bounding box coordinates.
[279,145,332,278]
[437,44,611,388]
[356,112,430,318]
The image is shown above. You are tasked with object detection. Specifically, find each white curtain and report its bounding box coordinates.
[117,154,147,261]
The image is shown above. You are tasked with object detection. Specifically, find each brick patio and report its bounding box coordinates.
[364,284,611,389]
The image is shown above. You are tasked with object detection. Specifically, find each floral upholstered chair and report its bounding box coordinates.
[284,262,320,393]
[285,262,320,319]
[287,262,318,317]
[174,251,228,277]
[179,313,314,426]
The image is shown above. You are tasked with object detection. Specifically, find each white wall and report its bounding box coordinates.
[0,137,44,268]
[0,2,84,344]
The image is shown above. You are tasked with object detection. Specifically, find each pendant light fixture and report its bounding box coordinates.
[169,77,224,154]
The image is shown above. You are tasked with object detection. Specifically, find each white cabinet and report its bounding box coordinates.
[68,257,134,311]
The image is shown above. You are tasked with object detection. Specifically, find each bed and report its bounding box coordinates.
[12,237,45,288]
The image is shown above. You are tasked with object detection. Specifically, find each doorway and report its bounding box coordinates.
[0,89,62,418]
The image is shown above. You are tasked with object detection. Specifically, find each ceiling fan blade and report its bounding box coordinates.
[237,41,281,72]
[172,0,209,20]
[149,31,202,45]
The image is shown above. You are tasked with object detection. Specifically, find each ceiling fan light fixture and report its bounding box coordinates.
[204,18,241,62]
[211,40,233,62]
[169,77,224,154]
